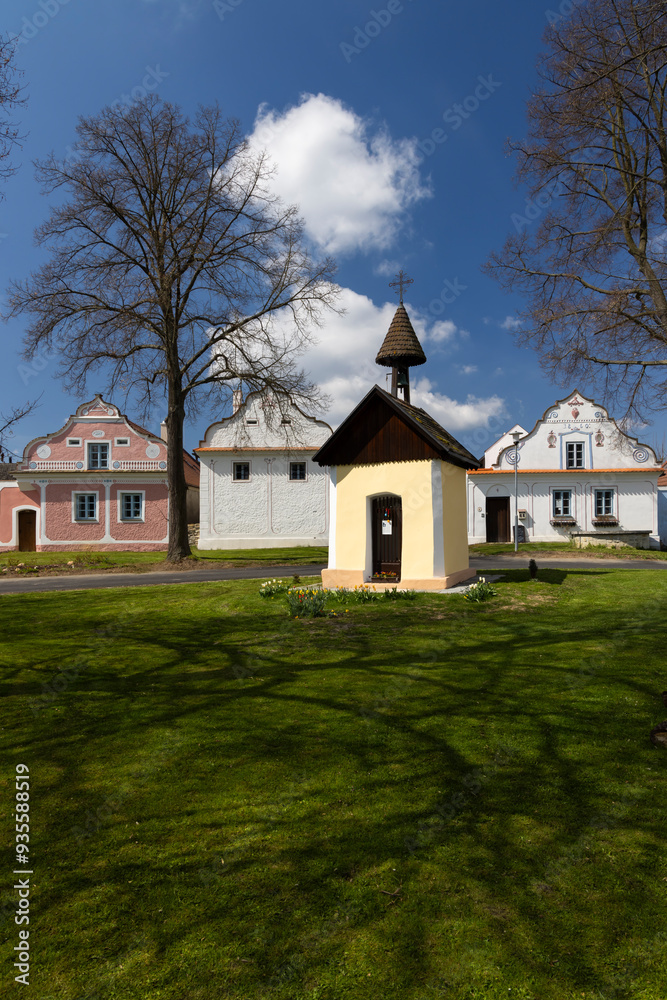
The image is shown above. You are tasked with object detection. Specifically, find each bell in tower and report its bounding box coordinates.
[375,271,426,404]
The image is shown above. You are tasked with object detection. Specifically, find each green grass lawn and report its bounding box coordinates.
[2,569,667,998]
[470,540,667,560]
[0,545,328,574]
[1,542,664,578]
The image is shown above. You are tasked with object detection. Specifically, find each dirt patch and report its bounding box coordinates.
[497,594,558,611]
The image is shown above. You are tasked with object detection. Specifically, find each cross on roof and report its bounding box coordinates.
[389,270,413,304]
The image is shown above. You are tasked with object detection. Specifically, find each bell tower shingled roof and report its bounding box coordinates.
[375,304,427,369]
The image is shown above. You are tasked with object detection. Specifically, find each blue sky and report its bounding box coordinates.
[3,0,663,459]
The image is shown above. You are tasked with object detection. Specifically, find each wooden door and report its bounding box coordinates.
[486,497,509,543]
[372,495,402,579]
[18,510,37,551]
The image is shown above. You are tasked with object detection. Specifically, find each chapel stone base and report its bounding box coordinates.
[321,566,476,591]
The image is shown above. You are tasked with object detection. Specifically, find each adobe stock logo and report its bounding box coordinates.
[109,66,169,112]
[415,75,502,163]
[213,0,245,21]
[340,0,416,64]
[8,0,73,48]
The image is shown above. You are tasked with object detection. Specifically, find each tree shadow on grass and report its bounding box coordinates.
[495,567,612,585]
[4,577,667,998]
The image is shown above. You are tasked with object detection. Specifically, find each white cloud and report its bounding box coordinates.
[500,315,522,331]
[373,259,402,277]
[293,286,505,430]
[426,319,461,344]
[214,285,506,433]
[248,94,431,255]
[410,378,506,432]
[460,364,478,375]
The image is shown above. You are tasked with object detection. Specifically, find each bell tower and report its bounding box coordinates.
[375,271,426,404]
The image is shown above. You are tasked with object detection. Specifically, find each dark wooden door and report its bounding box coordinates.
[486,497,509,543]
[372,495,402,579]
[18,510,36,551]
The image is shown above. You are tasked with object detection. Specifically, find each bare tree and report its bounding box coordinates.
[7,97,338,560]
[647,429,667,464]
[486,0,667,420]
[0,33,25,191]
[0,396,41,461]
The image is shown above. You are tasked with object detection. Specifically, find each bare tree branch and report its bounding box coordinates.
[6,97,339,560]
[0,33,26,194]
[485,0,667,421]
[0,395,41,460]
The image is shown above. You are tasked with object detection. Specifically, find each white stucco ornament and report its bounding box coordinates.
[92,429,105,438]
[146,444,161,458]
[36,445,51,459]
[197,389,332,550]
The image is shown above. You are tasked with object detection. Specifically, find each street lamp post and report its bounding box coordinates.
[511,430,521,552]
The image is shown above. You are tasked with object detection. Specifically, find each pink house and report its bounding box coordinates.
[0,395,198,552]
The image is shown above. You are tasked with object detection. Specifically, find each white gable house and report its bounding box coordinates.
[658,468,667,549]
[468,391,662,548]
[196,391,333,549]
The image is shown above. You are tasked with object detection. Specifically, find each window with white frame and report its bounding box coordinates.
[233,462,250,481]
[553,490,572,517]
[67,438,81,447]
[115,437,130,446]
[120,493,143,520]
[594,489,615,516]
[289,462,306,481]
[566,441,584,469]
[87,442,109,469]
[75,493,97,521]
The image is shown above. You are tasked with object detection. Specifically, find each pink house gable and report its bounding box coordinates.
[23,397,169,472]
[3,395,172,552]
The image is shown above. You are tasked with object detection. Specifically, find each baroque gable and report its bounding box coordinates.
[489,390,658,472]
[199,390,332,452]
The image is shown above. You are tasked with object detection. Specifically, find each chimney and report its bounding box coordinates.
[232,389,243,414]
[160,421,168,442]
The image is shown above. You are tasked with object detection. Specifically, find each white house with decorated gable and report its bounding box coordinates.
[196,390,333,549]
[468,390,662,548]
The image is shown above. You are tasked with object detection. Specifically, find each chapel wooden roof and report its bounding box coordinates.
[313,385,479,469]
[375,305,427,368]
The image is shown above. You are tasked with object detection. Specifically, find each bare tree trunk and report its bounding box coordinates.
[485,0,667,420]
[8,96,338,539]
[166,380,191,562]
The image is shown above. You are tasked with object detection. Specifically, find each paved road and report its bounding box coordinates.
[0,554,665,595]
[0,564,327,596]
